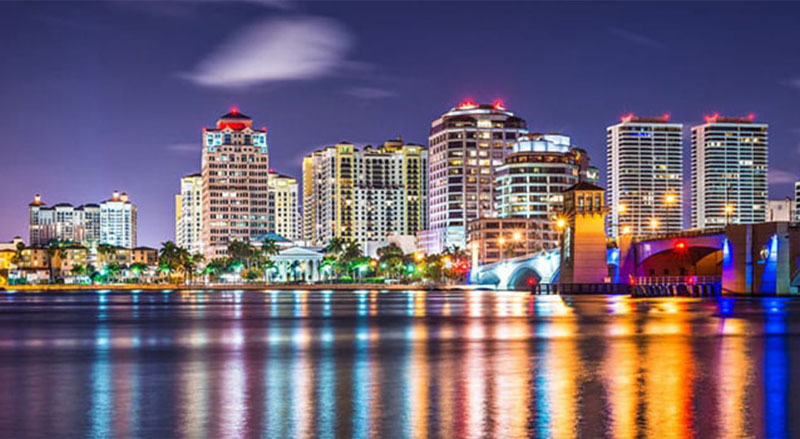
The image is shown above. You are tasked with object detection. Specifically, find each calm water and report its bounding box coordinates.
[0,289,797,439]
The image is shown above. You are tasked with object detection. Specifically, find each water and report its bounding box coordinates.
[0,289,797,438]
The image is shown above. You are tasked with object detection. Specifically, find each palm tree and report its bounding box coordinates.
[129,262,148,281]
[158,241,182,282]
[325,237,346,256]
[180,252,204,285]
[45,241,65,283]
[97,243,117,266]
[70,263,86,281]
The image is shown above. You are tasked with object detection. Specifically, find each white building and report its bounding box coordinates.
[175,174,203,254]
[303,139,428,250]
[419,101,528,253]
[268,170,301,241]
[691,114,768,228]
[100,191,137,248]
[607,114,683,238]
[795,181,800,222]
[767,198,794,222]
[28,194,122,247]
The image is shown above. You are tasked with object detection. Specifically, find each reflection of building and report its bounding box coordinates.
[691,115,768,228]
[767,198,794,222]
[607,114,683,238]
[420,101,528,253]
[100,191,137,248]
[201,108,269,259]
[28,192,135,248]
[176,174,203,254]
[268,170,301,241]
[303,139,428,249]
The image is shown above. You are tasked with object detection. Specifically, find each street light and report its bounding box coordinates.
[555,218,566,230]
[724,204,734,225]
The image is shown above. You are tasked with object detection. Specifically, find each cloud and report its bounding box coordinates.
[781,78,800,89]
[343,86,396,99]
[167,143,199,153]
[183,16,353,88]
[769,169,797,184]
[609,27,666,49]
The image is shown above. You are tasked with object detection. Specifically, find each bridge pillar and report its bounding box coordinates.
[722,222,792,295]
[558,183,608,284]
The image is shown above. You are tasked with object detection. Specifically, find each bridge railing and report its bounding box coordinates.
[636,276,721,285]
[532,283,631,295]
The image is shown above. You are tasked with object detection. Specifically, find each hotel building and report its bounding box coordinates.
[691,114,768,228]
[28,192,135,248]
[268,170,301,241]
[606,114,683,238]
[420,101,527,253]
[200,109,270,259]
[303,138,428,249]
[175,173,203,254]
[468,133,599,264]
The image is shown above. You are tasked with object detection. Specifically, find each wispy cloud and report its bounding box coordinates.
[609,27,666,49]
[780,78,800,89]
[167,142,199,153]
[343,86,396,100]
[183,16,354,88]
[769,169,797,184]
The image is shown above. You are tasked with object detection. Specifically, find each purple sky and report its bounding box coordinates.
[1,1,799,246]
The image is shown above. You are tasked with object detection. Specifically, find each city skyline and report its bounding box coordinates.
[2,2,800,246]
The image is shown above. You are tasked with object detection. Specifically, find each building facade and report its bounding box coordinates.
[303,139,428,249]
[767,198,794,222]
[201,109,270,259]
[175,174,203,254]
[421,101,528,253]
[268,170,301,241]
[29,193,134,248]
[468,133,599,265]
[606,114,683,238]
[691,114,768,229]
[100,191,137,248]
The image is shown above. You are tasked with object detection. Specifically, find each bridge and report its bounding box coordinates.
[472,222,800,295]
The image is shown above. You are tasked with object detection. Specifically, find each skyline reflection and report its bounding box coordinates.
[0,291,798,438]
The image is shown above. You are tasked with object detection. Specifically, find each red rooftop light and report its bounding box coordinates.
[675,241,687,251]
[231,106,239,114]
[747,113,756,121]
[620,112,635,122]
[458,99,478,109]
[493,99,505,110]
[704,112,721,124]
[662,113,671,121]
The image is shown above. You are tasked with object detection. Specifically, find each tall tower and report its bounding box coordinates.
[302,139,428,249]
[420,100,527,253]
[201,108,269,259]
[606,114,683,239]
[691,114,767,228]
[268,170,301,241]
[558,182,608,284]
[176,173,203,254]
[100,191,137,248]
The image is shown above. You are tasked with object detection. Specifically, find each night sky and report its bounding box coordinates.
[2,1,799,246]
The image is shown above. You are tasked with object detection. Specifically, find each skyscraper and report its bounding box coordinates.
[175,173,203,254]
[201,108,269,259]
[268,170,301,241]
[100,191,137,248]
[607,114,683,238]
[303,139,428,249]
[420,100,527,253]
[691,114,768,228]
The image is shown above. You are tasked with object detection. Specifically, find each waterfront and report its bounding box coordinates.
[0,290,798,438]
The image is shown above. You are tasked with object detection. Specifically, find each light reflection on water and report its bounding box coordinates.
[0,290,798,438]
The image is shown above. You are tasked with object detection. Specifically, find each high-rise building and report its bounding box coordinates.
[28,194,121,247]
[175,174,203,254]
[100,191,137,248]
[303,139,428,249]
[795,181,800,222]
[691,114,768,228]
[468,133,599,264]
[420,100,527,253]
[201,108,269,259]
[268,170,301,241]
[606,114,683,238]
